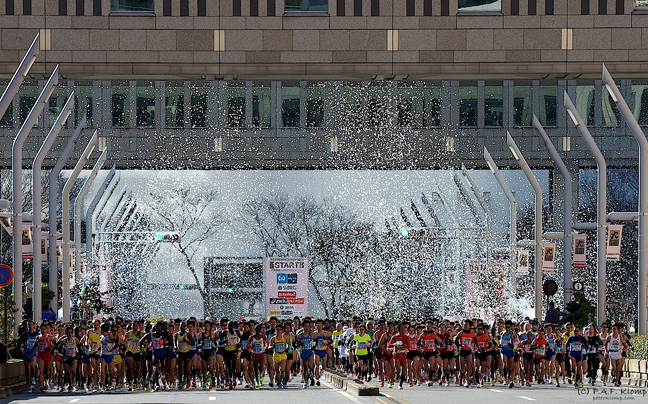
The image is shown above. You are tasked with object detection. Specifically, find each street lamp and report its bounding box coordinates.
[62,132,98,322]
[602,64,648,335]
[73,150,108,280]
[0,34,40,119]
[564,91,607,326]
[12,65,59,330]
[484,147,517,294]
[534,114,574,307]
[32,91,75,322]
[507,132,543,320]
[48,115,86,315]
[461,164,493,272]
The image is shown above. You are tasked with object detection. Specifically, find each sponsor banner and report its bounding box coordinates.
[543,243,556,271]
[264,257,309,320]
[573,234,587,269]
[21,225,32,260]
[517,250,529,275]
[606,225,623,261]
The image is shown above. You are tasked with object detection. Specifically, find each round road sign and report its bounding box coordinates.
[543,280,558,296]
[0,264,13,288]
[573,282,583,292]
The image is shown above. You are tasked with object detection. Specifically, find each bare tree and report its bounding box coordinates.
[243,195,384,318]
[148,187,226,308]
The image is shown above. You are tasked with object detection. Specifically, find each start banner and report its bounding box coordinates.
[264,257,309,320]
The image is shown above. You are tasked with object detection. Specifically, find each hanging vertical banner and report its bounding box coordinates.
[21,225,33,260]
[543,242,556,271]
[606,225,623,261]
[517,250,529,275]
[573,234,587,269]
[264,257,309,320]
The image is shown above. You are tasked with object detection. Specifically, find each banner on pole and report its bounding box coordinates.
[543,242,556,271]
[606,225,623,261]
[517,250,529,275]
[21,225,33,260]
[573,234,587,269]
[264,257,309,320]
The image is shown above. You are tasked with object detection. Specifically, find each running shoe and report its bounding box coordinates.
[388,382,393,388]
[316,380,320,386]
[303,383,308,389]
[380,381,384,387]
[556,382,560,387]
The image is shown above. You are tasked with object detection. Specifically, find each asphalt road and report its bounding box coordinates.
[1,380,646,404]
[0,380,376,404]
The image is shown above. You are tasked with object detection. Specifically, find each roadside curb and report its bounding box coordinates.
[376,393,411,404]
[322,370,380,396]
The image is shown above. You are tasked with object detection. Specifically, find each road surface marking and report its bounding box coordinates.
[518,396,536,401]
[489,388,503,392]
[209,398,216,401]
[320,380,362,404]
[69,400,80,403]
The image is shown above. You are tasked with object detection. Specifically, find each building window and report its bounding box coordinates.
[630,84,648,125]
[136,85,155,127]
[539,85,557,126]
[285,0,328,12]
[513,85,531,126]
[165,85,184,128]
[73,85,93,127]
[406,0,415,16]
[111,85,129,127]
[268,0,276,15]
[423,87,441,127]
[602,90,620,127]
[576,85,595,126]
[59,0,67,15]
[163,0,171,15]
[233,0,241,16]
[227,85,246,128]
[307,85,325,127]
[281,85,300,127]
[252,84,272,128]
[367,86,389,128]
[191,87,208,128]
[19,85,38,126]
[354,0,362,15]
[339,85,361,128]
[424,0,432,15]
[180,0,189,16]
[397,85,416,127]
[250,0,259,16]
[637,0,648,7]
[485,85,503,127]
[371,0,379,16]
[337,0,345,15]
[459,86,477,127]
[23,0,31,15]
[110,0,154,12]
[581,0,589,14]
[48,86,69,127]
[6,0,14,15]
[0,85,12,126]
[458,0,501,12]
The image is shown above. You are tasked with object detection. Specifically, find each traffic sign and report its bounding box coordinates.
[543,280,558,296]
[0,265,13,288]
[573,282,583,292]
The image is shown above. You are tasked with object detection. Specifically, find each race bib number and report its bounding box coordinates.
[357,342,367,350]
[203,340,213,350]
[571,342,582,352]
[228,336,238,346]
[129,341,139,350]
[65,347,76,357]
[152,339,164,350]
[38,342,48,352]
[462,338,473,349]
[303,340,313,350]
[535,347,545,356]
[424,340,435,350]
[89,341,99,351]
[252,343,263,354]
[275,343,286,353]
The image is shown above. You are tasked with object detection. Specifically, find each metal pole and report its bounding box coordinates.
[507,132,544,321]
[13,66,59,330]
[484,147,517,295]
[461,164,493,272]
[534,115,574,308]
[86,166,117,255]
[62,132,97,322]
[48,115,86,317]
[73,150,107,280]
[32,92,75,323]
[602,64,648,335]
[565,92,607,326]
[0,34,40,119]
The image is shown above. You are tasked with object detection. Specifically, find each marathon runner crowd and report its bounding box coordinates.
[14,315,632,394]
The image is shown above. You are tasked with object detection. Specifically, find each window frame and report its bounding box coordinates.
[284,0,329,15]
[110,0,155,15]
